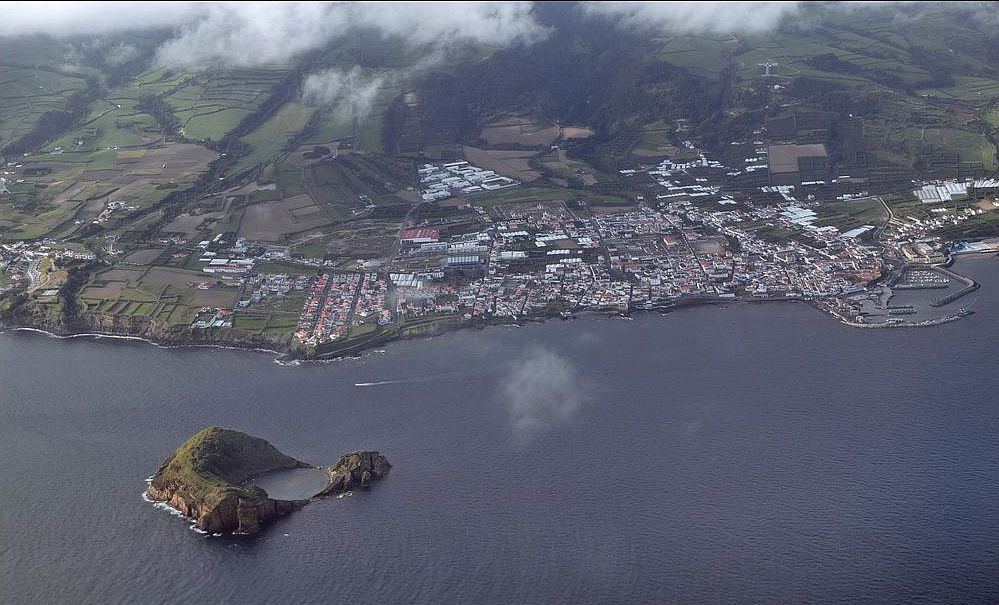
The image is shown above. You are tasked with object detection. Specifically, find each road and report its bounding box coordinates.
[874,195,894,248]
[26,256,44,289]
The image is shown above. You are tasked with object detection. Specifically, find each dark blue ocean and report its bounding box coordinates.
[3,256,999,604]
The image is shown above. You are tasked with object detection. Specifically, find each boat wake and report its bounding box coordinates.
[354,380,408,387]
[354,367,478,388]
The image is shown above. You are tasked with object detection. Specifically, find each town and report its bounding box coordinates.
[6,138,996,356]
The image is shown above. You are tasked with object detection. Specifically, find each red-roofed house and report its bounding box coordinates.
[400,228,440,245]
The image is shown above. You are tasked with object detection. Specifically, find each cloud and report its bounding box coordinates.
[583,1,936,36]
[155,3,348,68]
[350,2,548,48]
[302,67,387,124]
[2,2,942,69]
[501,346,586,442]
[0,2,201,37]
[104,43,140,67]
[158,2,547,68]
[583,1,803,35]
[0,2,547,68]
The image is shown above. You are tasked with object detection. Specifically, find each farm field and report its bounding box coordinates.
[232,102,316,172]
[239,194,333,241]
[303,153,414,217]
[462,146,540,182]
[288,219,401,260]
[78,265,241,327]
[161,67,290,142]
[562,126,595,139]
[466,186,574,207]
[656,35,731,78]
[539,148,599,185]
[0,37,100,148]
[304,74,402,153]
[1,142,215,240]
[479,118,559,147]
[813,198,887,232]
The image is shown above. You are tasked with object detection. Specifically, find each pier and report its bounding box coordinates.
[929,266,979,308]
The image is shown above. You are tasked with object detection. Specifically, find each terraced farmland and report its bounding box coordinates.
[166,67,291,142]
[0,38,100,150]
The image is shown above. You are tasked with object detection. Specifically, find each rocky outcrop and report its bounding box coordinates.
[320,451,392,495]
[145,476,306,535]
[145,427,311,534]
[145,428,390,535]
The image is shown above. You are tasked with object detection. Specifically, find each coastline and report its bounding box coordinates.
[0,288,972,363]
[3,325,287,358]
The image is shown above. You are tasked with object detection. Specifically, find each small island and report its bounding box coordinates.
[146,427,390,535]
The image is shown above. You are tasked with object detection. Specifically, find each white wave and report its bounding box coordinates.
[17,327,153,343]
[10,327,283,358]
[142,489,210,536]
[142,491,185,518]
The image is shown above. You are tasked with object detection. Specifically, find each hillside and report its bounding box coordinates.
[146,427,309,533]
[2,5,999,178]
[409,3,999,181]
[151,426,305,499]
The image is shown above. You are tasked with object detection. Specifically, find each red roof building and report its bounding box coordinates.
[400,228,440,243]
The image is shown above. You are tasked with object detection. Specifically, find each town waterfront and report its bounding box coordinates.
[2,256,999,604]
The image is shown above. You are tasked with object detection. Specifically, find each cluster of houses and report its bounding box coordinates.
[418,161,518,202]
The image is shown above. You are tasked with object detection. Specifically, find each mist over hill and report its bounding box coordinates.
[1,2,998,181]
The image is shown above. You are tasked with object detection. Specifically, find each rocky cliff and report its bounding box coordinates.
[78,312,292,351]
[146,480,305,535]
[320,451,392,495]
[0,298,296,354]
[146,427,390,535]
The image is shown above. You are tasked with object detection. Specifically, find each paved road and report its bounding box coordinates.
[874,195,894,247]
